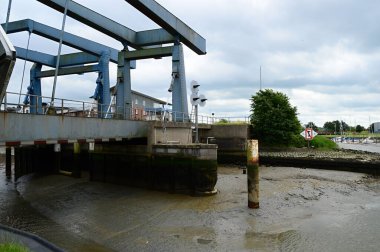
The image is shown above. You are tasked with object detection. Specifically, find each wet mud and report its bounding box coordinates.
[1,156,380,251]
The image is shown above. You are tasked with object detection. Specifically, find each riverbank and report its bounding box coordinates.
[1,160,379,251]
[259,147,380,175]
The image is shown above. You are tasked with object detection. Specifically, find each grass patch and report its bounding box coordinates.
[310,135,338,150]
[213,121,249,125]
[0,243,29,252]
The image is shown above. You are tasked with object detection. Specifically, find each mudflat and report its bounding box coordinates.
[1,162,379,251]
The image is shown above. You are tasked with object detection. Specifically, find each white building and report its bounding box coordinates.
[374,122,380,133]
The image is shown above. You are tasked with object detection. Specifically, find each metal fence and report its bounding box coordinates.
[1,92,249,124]
[1,91,126,119]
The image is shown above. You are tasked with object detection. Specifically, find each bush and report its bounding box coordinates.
[290,134,306,148]
[310,135,337,150]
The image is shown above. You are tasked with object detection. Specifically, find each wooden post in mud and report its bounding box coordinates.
[247,140,259,209]
[5,147,12,178]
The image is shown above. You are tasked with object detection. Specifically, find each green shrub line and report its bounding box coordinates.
[259,134,338,150]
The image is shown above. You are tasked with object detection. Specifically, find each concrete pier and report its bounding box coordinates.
[88,142,218,195]
[152,144,218,195]
[9,141,218,196]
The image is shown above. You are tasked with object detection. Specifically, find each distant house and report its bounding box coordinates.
[110,87,170,120]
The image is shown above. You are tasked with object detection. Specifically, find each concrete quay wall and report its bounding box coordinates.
[9,142,218,196]
[0,112,149,144]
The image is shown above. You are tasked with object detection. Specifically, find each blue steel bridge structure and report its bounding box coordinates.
[0,0,206,146]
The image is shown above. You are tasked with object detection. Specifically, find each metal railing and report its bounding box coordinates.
[192,115,250,124]
[1,92,250,124]
[0,92,127,119]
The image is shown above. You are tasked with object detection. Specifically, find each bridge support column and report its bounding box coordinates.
[14,147,20,180]
[5,147,12,178]
[28,63,43,114]
[117,47,132,120]
[172,41,188,122]
[54,144,61,173]
[72,143,81,178]
[99,51,111,118]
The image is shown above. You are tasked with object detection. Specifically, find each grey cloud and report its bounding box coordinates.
[3,0,380,126]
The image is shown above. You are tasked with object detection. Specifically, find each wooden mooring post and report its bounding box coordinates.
[247,140,259,209]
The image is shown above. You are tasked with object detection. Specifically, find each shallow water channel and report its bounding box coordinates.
[338,142,380,154]
[1,154,380,251]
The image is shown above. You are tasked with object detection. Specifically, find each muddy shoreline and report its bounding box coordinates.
[260,149,380,175]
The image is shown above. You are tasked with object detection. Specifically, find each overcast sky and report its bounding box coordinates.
[2,0,380,127]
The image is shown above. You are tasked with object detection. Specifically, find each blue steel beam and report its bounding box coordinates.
[15,47,55,67]
[120,46,173,60]
[36,64,99,78]
[15,46,99,68]
[125,0,206,55]
[59,52,99,67]
[36,0,176,48]
[135,28,174,47]
[37,0,136,44]
[3,20,119,63]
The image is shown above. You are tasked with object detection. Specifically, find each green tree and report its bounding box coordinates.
[305,122,319,132]
[355,124,365,133]
[341,121,350,131]
[323,121,336,133]
[250,89,302,146]
[323,120,349,134]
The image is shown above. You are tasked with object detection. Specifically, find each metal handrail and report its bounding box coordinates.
[1,91,250,124]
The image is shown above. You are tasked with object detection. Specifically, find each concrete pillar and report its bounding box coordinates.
[5,147,11,178]
[72,143,81,178]
[88,142,95,181]
[21,148,27,177]
[54,144,61,173]
[247,140,259,209]
[26,147,33,174]
[14,147,20,180]
[172,41,189,121]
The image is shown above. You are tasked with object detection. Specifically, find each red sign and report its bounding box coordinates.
[301,128,317,140]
